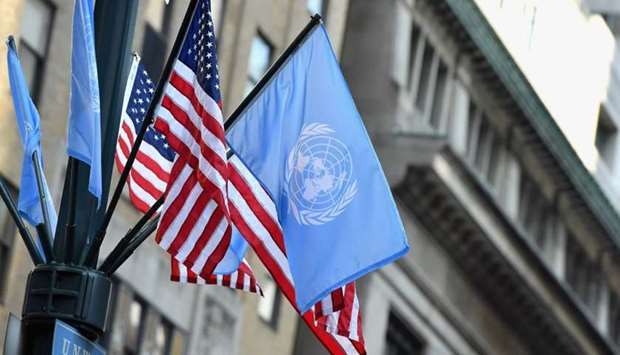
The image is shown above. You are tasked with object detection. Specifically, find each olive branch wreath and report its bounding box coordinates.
[286,123,358,226]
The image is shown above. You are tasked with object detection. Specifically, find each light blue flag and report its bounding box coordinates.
[213,226,249,274]
[226,25,409,312]
[66,0,101,203]
[6,37,58,236]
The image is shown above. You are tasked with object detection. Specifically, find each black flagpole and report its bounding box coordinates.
[99,14,323,274]
[98,197,163,273]
[80,0,200,266]
[31,152,55,261]
[103,217,159,276]
[0,178,45,265]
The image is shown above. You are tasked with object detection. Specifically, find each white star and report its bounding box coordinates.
[206,63,212,69]
[206,74,211,79]
[206,52,212,58]
[164,143,169,148]
[146,78,152,84]
[148,88,154,93]
[206,42,213,48]
[140,108,146,113]
[207,31,213,37]
[138,98,144,104]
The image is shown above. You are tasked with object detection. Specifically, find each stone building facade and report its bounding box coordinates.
[304,0,620,354]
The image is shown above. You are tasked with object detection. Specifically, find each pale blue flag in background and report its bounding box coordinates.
[226,25,409,312]
[66,0,101,203]
[214,226,249,274]
[6,37,57,238]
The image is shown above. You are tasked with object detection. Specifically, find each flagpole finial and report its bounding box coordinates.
[6,35,16,50]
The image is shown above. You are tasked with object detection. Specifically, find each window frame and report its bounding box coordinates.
[245,31,273,95]
[19,0,55,104]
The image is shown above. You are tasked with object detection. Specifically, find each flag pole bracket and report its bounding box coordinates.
[19,264,112,351]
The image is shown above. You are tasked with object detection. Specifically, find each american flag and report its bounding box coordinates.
[228,155,366,354]
[153,0,231,279]
[171,257,262,295]
[116,56,260,294]
[116,58,174,213]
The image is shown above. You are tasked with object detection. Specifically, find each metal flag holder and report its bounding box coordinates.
[0,0,321,351]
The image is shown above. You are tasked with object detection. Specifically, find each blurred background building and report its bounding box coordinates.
[2,0,620,355]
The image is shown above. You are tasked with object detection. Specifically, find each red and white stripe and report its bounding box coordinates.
[314,287,345,321]
[315,283,364,342]
[153,43,230,278]
[156,157,231,279]
[171,257,262,295]
[227,155,366,354]
[154,60,227,207]
[115,59,172,213]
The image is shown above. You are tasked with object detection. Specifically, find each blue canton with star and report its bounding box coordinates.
[178,0,222,103]
[127,62,176,162]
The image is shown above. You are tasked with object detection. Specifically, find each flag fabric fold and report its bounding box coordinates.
[228,154,366,354]
[115,55,246,279]
[66,0,102,203]
[226,24,409,312]
[6,37,57,236]
[171,257,262,295]
[153,0,231,279]
[116,57,175,213]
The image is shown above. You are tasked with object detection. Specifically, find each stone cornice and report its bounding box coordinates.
[441,0,620,252]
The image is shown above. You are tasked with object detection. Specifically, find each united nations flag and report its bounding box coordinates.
[226,24,409,313]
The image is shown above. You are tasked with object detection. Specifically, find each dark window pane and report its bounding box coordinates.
[414,42,434,110]
[246,34,272,94]
[141,23,168,81]
[429,61,448,130]
[407,24,421,89]
[384,312,424,355]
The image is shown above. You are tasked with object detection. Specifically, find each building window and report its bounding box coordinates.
[125,297,146,355]
[414,42,434,111]
[257,276,281,329]
[200,296,237,354]
[517,175,561,264]
[19,0,54,103]
[141,23,168,80]
[153,317,173,355]
[307,0,328,18]
[407,24,421,90]
[0,179,16,304]
[609,292,620,346]
[406,31,450,132]
[566,235,601,317]
[384,312,424,355]
[245,33,273,95]
[465,104,505,191]
[595,107,617,170]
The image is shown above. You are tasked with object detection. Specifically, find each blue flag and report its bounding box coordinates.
[6,38,57,236]
[226,25,409,312]
[66,0,101,203]
[214,226,249,274]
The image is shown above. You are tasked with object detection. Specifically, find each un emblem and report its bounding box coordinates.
[286,123,358,226]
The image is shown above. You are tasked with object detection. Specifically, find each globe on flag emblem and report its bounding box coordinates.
[286,123,358,226]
